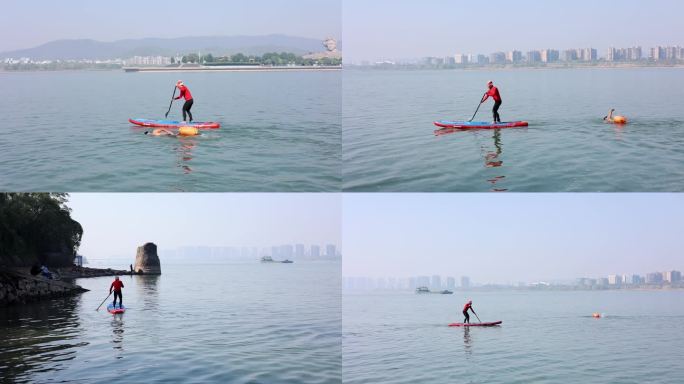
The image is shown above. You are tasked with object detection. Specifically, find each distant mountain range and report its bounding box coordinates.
[0,34,341,60]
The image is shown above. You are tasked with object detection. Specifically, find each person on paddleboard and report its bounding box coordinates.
[463,300,477,324]
[110,276,124,309]
[481,81,502,124]
[174,80,194,123]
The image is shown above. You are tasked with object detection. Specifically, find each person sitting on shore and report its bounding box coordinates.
[110,276,124,309]
[41,265,53,280]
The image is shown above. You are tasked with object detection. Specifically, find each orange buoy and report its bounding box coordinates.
[613,116,627,124]
[592,313,601,318]
[178,126,199,136]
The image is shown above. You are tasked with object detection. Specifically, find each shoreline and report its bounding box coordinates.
[123,65,342,73]
[0,266,144,307]
[0,269,88,307]
[347,63,684,72]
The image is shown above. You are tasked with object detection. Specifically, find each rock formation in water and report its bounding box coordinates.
[134,243,162,274]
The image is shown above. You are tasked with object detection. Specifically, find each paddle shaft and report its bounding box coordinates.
[473,310,482,323]
[96,291,112,311]
[468,93,487,122]
[165,86,177,118]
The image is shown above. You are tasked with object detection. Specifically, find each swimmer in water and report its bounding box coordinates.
[145,129,177,136]
[603,108,616,123]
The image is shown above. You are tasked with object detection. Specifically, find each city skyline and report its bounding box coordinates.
[342,194,684,283]
[343,0,684,62]
[68,193,341,260]
[344,267,683,291]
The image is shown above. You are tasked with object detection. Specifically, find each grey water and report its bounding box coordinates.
[343,67,684,191]
[0,70,340,192]
[343,290,684,383]
[0,262,341,383]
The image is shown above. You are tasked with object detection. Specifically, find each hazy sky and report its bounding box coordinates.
[68,193,340,260]
[0,0,341,51]
[343,0,684,62]
[343,194,684,283]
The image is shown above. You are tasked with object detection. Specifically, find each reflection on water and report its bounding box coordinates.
[174,138,197,174]
[0,297,84,382]
[436,127,510,191]
[462,327,472,357]
[480,129,507,192]
[134,274,160,312]
[110,315,125,357]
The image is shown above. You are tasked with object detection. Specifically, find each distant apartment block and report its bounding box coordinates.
[664,270,682,283]
[608,274,621,285]
[431,275,442,290]
[506,50,523,63]
[461,276,471,289]
[490,52,506,64]
[527,50,541,63]
[541,49,559,63]
[646,272,664,284]
[124,56,172,66]
[454,53,468,64]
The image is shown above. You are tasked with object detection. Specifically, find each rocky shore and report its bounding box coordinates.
[0,269,88,307]
[58,266,135,278]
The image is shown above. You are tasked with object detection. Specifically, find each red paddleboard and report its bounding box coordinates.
[129,118,220,129]
[449,321,502,327]
[434,121,528,129]
[107,304,126,314]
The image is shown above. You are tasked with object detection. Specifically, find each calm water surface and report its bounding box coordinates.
[343,290,684,383]
[0,70,341,191]
[0,262,341,383]
[343,68,684,191]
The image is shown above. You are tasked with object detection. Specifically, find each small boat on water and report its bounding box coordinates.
[261,256,294,263]
[416,287,453,294]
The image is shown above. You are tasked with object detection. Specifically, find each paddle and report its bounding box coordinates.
[472,309,483,323]
[96,292,112,311]
[164,86,177,118]
[468,92,487,122]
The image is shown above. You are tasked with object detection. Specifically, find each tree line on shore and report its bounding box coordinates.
[0,193,82,268]
[178,52,342,66]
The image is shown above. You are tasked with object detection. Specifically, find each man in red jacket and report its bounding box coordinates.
[463,300,477,324]
[110,276,124,309]
[481,80,502,124]
[175,80,194,123]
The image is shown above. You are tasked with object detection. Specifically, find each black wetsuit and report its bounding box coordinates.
[113,290,123,307]
[493,100,502,123]
[183,99,194,122]
[463,310,470,323]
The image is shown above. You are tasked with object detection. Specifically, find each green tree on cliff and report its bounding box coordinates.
[0,193,83,267]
